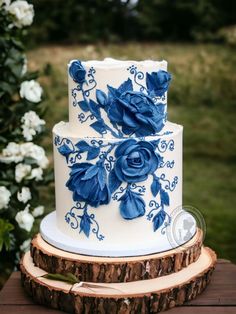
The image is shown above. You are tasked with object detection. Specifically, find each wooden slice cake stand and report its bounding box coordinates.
[30,229,203,283]
[20,228,216,313]
[21,247,216,313]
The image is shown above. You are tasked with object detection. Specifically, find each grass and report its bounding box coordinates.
[27,43,236,262]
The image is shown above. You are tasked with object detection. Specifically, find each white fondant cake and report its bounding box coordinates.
[41,58,195,256]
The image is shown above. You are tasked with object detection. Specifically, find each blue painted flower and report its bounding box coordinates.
[146,70,171,97]
[69,60,86,85]
[66,162,110,207]
[119,189,145,220]
[107,91,166,136]
[113,139,160,183]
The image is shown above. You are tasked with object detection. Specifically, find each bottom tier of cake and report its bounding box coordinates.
[20,246,216,313]
[40,209,197,257]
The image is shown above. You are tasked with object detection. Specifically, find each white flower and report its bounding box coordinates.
[21,125,35,141]
[21,111,45,141]
[20,143,49,169]
[15,204,34,232]
[0,142,23,163]
[3,142,20,156]
[21,111,45,129]
[29,167,43,181]
[37,155,49,169]
[0,142,49,170]
[7,0,34,28]
[17,187,31,203]
[20,80,42,103]
[20,238,31,252]
[0,0,10,8]
[32,205,44,217]
[0,186,11,210]
[15,163,31,183]
[21,57,27,76]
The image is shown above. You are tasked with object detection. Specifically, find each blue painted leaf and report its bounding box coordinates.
[107,85,121,98]
[117,78,133,93]
[160,189,170,206]
[82,165,98,180]
[108,169,121,193]
[119,190,145,220]
[98,166,107,190]
[58,144,73,162]
[153,210,166,231]
[87,147,100,160]
[96,89,107,107]
[75,141,100,160]
[151,176,161,197]
[78,100,89,112]
[79,211,92,237]
[88,100,101,119]
[90,120,106,135]
[75,140,91,152]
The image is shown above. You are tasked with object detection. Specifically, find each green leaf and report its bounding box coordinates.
[43,272,79,284]
[0,219,14,252]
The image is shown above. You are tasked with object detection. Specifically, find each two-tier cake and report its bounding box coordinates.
[20,59,216,313]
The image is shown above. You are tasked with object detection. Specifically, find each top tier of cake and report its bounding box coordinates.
[68,58,171,138]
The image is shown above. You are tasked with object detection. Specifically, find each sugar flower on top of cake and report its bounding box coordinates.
[69,60,171,138]
[69,60,86,85]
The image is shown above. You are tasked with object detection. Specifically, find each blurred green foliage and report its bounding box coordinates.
[28,0,236,45]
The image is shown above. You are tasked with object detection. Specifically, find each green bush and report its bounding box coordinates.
[0,0,51,284]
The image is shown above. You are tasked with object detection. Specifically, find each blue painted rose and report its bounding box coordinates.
[66,162,110,207]
[69,60,86,85]
[114,139,160,183]
[107,91,166,136]
[146,70,171,97]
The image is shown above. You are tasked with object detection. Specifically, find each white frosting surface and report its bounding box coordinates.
[49,121,184,256]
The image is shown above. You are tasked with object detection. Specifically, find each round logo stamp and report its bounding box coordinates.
[166,205,206,249]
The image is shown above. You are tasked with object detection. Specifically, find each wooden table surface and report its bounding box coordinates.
[0,259,235,314]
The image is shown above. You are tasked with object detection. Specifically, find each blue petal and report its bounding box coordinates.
[114,139,137,158]
[107,85,121,98]
[96,89,107,107]
[97,166,107,190]
[117,78,133,93]
[155,103,166,115]
[122,110,139,128]
[146,72,157,93]
[82,165,99,180]
[119,190,145,220]
[114,156,126,181]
